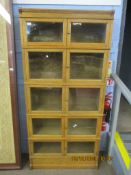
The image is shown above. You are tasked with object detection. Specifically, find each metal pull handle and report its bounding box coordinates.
[9,68,14,72]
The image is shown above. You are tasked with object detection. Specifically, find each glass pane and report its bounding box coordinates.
[71,23,106,43]
[70,53,104,79]
[34,142,61,153]
[28,52,63,79]
[68,119,96,135]
[26,22,63,42]
[32,119,61,135]
[67,142,94,153]
[31,88,62,111]
[69,88,100,111]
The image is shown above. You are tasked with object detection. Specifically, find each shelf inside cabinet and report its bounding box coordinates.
[70,53,104,80]
[26,22,63,42]
[28,52,63,79]
[67,142,95,153]
[69,88,100,111]
[34,142,61,154]
[71,22,106,43]
[68,119,96,135]
[32,118,61,135]
[30,88,62,111]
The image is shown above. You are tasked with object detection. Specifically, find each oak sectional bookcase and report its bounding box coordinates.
[19,9,114,168]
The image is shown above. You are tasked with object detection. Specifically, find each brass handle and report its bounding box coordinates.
[9,68,14,72]
[66,66,70,69]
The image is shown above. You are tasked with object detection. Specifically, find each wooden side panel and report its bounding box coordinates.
[19,9,114,19]
[30,156,98,168]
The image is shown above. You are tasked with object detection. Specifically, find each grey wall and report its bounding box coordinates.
[120,0,131,90]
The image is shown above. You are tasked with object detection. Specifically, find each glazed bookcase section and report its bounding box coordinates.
[67,142,95,154]
[23,49,66,84]
[27,22,63,42]
[20,18,67,48]
[67,118,97,136]
[71,23,106,43]
[19,9,114,168]
[67,19,112,49]
[30,140,99,156]
[28,116,102,139]
[23,49,109,84]
[29,140,100,168]
[70,53,103,79]
[28,52,63,79]
[67,50,109,84]
[32,118,97,136]
[33,142,62,155]
[65,117,102,138]
[68,88,100,112]
[67,87,105,114]
[32,118,62,136]
[19,10,114,49]
[30,87,62,112]
[25,85,105,114]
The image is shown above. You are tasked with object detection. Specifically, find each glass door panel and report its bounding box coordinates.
[69,88,100,111]
[67,142,94,153]
[68,119,97,135]
[70,22,106,43]
[26,22,63,42]
[34,142,61,154]
[70,52,104,80]
[28,52,63,79]
[30,87,62,111]
[32,118,61,135]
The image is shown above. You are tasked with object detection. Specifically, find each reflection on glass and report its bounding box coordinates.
[34,142,61,153]
[68,119,96,135]
[71,23,106,43]
[26,22,63,42]
[67,142,94,153]
[28,52,63,79]
[69,88,100,111]
[32,119,61,135]
[31,88,62,111]
[70,53,104,79]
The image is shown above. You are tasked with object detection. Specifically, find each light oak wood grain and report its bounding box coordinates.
[20,9,114,168]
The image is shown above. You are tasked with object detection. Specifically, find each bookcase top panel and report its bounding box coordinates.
[19,9,114,20]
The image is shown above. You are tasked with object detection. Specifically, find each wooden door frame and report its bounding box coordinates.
[67,19,113,49]
[0,0,21,169]
[20,18,67,48]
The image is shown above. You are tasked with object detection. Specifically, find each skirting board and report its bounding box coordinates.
[13,0,121,6]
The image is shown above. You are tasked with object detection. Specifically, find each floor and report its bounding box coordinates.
[117,95,131,158]
[117,95,131,132]
[120,132,131,157]
[0,160,116,175]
